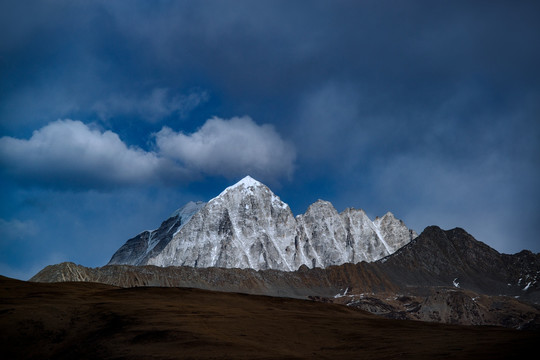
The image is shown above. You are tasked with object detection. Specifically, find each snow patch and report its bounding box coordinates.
[334,287,349,298]
[271,192,288,210]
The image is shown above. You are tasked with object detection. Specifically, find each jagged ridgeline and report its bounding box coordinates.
[108,176,417,271]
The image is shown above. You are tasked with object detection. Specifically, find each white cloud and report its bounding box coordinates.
[0,119,161,187]
[155,116,295,181]
[0,117,295,188]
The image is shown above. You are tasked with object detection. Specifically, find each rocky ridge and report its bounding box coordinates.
[32,226,540,329]
[109,201,206,265]
[108,176,417,271]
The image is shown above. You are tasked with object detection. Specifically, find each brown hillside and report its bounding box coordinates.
[1,275,537,360]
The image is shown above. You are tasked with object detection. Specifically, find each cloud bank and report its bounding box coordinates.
[0,117,295,188]
[0,120,160,188]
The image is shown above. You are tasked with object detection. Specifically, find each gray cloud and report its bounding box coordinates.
[155,116,295,182]
[0,218,38,242]
[293,83,363,164]
[371,148,538,254]
[92,88,209,123]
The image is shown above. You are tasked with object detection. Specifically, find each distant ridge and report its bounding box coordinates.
[32,226,540,329]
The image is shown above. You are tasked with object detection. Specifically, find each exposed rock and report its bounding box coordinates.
[108,201,206,265]
[109,176,417,271]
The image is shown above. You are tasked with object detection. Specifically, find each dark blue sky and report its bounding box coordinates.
[1,1,539,279]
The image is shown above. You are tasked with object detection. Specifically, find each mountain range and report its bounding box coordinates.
[31,226,540,329]
[30,176,540,329]
[108,176,417,271]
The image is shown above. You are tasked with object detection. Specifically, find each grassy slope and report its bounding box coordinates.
[1,275,537,360]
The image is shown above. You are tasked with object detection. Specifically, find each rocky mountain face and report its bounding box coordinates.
[108,176,416,271]
[376,226,540,298]
[32,226,540,329]
[337,226,540,329]
[108,201,206,266]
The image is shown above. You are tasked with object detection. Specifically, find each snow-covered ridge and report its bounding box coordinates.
[110,176,417,271]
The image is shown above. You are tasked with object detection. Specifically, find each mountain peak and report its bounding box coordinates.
[304,199,337,216]
[375,212,395,221]
[231,175,262,188]
[215,175,265,198]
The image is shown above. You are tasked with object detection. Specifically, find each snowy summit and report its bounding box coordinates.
[109,176,417,271]
[215,175,265,198]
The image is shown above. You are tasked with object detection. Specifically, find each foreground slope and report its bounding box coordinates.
[1,275,537,360]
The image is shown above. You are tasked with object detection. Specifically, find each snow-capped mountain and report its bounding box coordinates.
[108,176,417,271]
[295,200,413,268]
